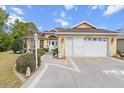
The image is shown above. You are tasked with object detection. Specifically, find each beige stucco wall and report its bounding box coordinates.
[58,35,65,58]
[57,34,117,58]
[26,33,117,58]
[26,38,40,49]
[108,36,117,56]
[74,23,95,29]
[27,38,31,49]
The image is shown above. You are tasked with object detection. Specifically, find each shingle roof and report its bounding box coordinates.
[44,28,117,34]
[22,31,45,39]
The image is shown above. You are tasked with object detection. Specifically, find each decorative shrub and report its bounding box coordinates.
[16,54,36,73]
[11,37,23,54]
[53,48,58,57]
[16,48,47,73]
[42,48,49,52]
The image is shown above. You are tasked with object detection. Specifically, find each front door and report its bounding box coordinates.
[48,40,57,51]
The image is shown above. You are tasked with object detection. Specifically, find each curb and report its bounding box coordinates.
[107,57,124,63]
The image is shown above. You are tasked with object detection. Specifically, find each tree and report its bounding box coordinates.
[10,19,38,39]
[0,8,11,52]
[11,37,24,54]
[0,32,11,51]
[0,8,9,32]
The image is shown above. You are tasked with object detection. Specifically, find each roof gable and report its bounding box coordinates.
[72,21,97,29]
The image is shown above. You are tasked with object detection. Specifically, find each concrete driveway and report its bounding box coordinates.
[22,53,124,88]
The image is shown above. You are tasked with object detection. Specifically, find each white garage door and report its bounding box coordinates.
[65,37,108,56]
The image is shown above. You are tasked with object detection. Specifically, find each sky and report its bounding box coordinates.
[0,5,124,32]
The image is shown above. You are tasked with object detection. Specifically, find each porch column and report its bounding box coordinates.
[37,39,40,49]
[58,35,64,58]
[27,39,31,49]
[44,39,48,48]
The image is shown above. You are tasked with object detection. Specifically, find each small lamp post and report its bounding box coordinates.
[34,32,38,69]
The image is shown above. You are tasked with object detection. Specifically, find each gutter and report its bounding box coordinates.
[44,31,119,35]
[55,32,118,35]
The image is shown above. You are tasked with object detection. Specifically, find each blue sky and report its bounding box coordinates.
[1,5,124,31]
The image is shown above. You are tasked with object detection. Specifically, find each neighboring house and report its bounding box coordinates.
[23,21,117,58]
[117,29,124,51]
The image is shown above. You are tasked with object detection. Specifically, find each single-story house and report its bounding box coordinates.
[117,29,124,51]
[23,21,117,58]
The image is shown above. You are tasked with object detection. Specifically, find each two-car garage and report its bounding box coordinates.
[65,37,108,57]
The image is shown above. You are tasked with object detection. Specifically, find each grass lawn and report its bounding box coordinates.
[0,51,22,88]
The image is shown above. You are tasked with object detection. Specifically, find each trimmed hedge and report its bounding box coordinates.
[16,49,46,73]
[16,54,36,73]
[42,48,49,52]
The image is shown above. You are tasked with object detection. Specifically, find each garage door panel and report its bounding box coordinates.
[84,39,107,56]
[65,37,73,56]
[65,37,108,57]
[73,37,84,56]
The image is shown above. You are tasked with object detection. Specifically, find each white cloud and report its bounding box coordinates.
[89,5,105,10]
[90,5,98,10]
[55,18,69,26]
[60,11,66,18]
[75,7,78,11]
[12,7,24,15]
[27,5,32,9]
[38,26,42,30]
[53,12,57,16]
[103,5,124,16]
[7,13,24,25]
[0,5,6,10]
[99,25,107,29]
[64,5,76,10]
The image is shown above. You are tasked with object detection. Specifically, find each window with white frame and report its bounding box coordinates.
[40,40,44,48]
[31,39,35,48]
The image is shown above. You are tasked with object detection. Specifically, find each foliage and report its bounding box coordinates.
[16,54,36,73]
[117,50,124,58]
[42,48,49,52]
[0,8,9,32]
[0,31,11,51]
[53,48,58,57]
[10,19,38,39]
[11,37,24,54]
[0,8,11,51]
[16,48,46,73]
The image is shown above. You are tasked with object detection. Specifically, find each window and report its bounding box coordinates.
[31,39,35,48]
[84,38,91,41]
[40,40,44,48]
[52,41,54,45]
[103,39,107,41]
[93,38,97,41]
[98,38,102,41]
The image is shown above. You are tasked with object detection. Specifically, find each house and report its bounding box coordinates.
[117,29,124,51]
[23,21,117,58]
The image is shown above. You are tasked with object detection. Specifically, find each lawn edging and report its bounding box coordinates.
[21,52,47,88]
[13,64,25,82]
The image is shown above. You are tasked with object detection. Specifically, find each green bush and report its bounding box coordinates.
[11,37,23,54]
[32,49,46,56]
[16,48,46,73]
[0,32,12,52]
[42,48,49,52]
[16,54,36,73]
[53,48,58,57]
